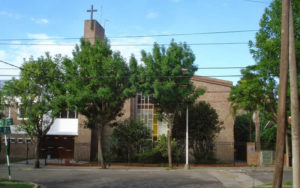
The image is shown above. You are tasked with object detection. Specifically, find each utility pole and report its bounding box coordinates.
[288,0,300,187]
[272,0,289,187]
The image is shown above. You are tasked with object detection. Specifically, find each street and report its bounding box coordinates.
[0,162,292,188]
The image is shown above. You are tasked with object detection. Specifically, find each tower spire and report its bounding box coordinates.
[87,5,97,29]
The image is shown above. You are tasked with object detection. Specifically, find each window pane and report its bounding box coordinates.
[18,105,26,119]
[61,110,68,118]
[68,111,76,119]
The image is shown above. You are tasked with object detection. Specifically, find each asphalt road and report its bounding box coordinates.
[0,163,293,188]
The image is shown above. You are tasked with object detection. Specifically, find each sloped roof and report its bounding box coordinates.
[191,75,233,87]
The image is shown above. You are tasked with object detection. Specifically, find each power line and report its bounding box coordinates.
[0,68,20,70]
[0,29,258,41]
[0,74,242,78]
[0,59,243,79]
[197,66,245,69]
[109,30,257,39]
[0,42,249,46]
[0,60,22,70]
[0,75,20,76]
[0,66,246,70]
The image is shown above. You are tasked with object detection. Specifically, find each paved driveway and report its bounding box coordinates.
[0,163,292,188]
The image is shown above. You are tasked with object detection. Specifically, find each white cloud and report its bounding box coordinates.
[0,34,155,79]
[27,33,50,40]
[110,37,155,64]
[2,34,76,68]
[0,10,48,24]
[31,17,49,24]
[0,50,6,59]
[0,11,22,19]
[146,11,158,19]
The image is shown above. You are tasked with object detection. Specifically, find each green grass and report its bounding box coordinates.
[255,181,292,188]
[0,178,35,188]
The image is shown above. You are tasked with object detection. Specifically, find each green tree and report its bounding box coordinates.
[63,39,136,168]
[234,114,252,143]
[173,101,221,163]
[110,119,151,162]
[229,66,277,149]
[261,125,277,150]
[140,41,203,167]
[0,91,7,119]
[244,0,300,117]
[229,65,278,120]
[2,54,65,168]
[249,0,300,79]
[230,0,300,151]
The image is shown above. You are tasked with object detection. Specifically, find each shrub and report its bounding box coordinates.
[109,119,151,163]
[138,135,181,164]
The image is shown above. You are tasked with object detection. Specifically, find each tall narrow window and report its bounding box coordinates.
[18,104,28,120]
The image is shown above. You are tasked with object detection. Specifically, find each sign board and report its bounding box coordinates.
[0,118,13,127]
[6,118,13,126]
[0,119,5,127]
[0,118,12,134]
[0,127,11,134]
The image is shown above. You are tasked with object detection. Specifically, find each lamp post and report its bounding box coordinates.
[184,106,190,170]
[182,67,190,170]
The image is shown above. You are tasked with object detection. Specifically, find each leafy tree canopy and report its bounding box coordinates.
[173,101,221,162]
[139,40,204,167]
[140,40,204,116]
[229,66,277,122]
[62,39,136,168]
[63,39,136,127]
[229,0,300,122]
[249,0,300,78]
[2,53,65,136]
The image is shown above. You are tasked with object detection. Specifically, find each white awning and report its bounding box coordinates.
[47,118,78,136]
[10,118,78,136]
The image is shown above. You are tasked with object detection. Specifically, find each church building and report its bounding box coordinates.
[0,13,235,163]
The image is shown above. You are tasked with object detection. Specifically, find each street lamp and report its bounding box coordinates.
[184,105,190,170]
[182,68,190,170]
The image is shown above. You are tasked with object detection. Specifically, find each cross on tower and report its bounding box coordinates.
[87,5,97,29]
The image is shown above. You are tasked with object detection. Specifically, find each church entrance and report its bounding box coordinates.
[40,135,74,159]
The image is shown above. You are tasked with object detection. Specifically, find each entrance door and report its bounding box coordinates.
[41,136,74,159]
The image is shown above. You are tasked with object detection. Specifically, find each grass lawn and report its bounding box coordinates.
[0,177,35,188]
[255,181,292,188]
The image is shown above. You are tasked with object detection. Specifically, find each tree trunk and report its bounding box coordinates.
[167,114,174,168]
[253,111,261,151]
[97,125,106,169]
[34,136,41,168]
[285,133,290,167]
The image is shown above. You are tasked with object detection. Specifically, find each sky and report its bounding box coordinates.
[0,0,273,85]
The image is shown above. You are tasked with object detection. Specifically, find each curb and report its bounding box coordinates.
[46,163,248,168]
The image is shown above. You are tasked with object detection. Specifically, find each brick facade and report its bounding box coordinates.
[191,76,234,162]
